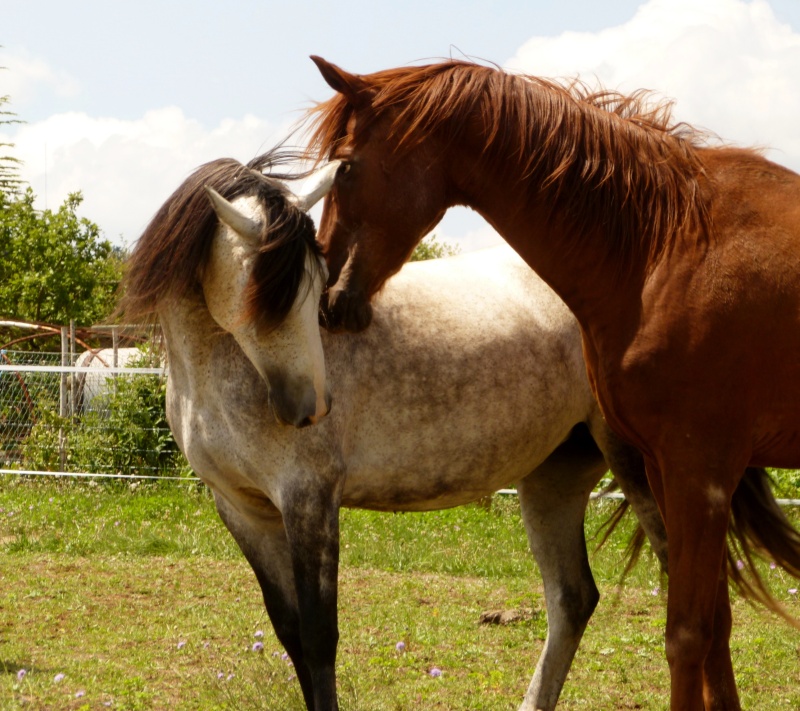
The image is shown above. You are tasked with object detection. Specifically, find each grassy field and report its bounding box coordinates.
[0,476,799,710]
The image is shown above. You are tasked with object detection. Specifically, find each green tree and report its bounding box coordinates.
[0,93,23,194]
[0,188,124,325]
[410,234,461,262]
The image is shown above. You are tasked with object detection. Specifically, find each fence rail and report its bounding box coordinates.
[1,347,185,479]
[2,347,799,506]
[0,365,165,374]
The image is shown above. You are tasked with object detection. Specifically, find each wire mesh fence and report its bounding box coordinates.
[0,346,190,479]
[1,328,798,502]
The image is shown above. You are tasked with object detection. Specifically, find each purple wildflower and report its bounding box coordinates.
[252,642,264,652]
[16,669,26,681]
[770,562,777,570]
[254,630,264,638]
[54,673,65,683]
[429,667,443,678]
[75,690,85,698]
[396,641,406,652]
[736,560,745,571]
[177,640,186,649]
[789,588,798,595]
[281,652,289,661]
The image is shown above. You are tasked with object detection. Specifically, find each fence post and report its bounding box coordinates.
[59,326,68,470]
[69,319,76,418]
[112,326,119,397]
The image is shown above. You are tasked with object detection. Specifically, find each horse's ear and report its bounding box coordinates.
[287,160,342,212]
[311,56,375,107]
[204,186,262,243]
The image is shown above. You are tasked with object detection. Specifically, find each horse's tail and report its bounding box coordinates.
[594,484,660,582]
[727,467,800,628]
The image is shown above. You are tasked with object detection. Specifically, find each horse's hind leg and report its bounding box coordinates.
[517,427,607,711]
[212,489,341,711]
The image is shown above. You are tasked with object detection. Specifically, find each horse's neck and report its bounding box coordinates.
[158,298,228,381]
[446,142,643,354]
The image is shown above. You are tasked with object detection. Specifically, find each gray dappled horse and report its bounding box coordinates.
[122,150,666,711]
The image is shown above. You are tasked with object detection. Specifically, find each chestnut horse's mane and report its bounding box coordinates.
[305,60,727,264]
[120,149,321,331]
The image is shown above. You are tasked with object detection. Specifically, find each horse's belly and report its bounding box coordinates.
[751,418,800,468]
[340,431,567,512]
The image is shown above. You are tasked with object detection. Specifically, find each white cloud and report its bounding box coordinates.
[506,0,800,172]
[3,1,798,253]
[2,49,80,105]
[2,108,293,245]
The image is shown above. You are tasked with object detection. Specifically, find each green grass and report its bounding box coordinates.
[1,477,799,710]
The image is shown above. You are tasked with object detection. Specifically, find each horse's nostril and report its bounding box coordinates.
[297,416,313,429]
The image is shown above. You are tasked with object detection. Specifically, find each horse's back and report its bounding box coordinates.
[322,245,598,509]
[382,245,576,332]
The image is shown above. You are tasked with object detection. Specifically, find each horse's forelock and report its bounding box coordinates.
[120,149,319,330]
[244,195,321,333]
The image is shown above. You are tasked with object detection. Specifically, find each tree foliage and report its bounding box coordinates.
[410,234,461,262]
[1,67,24,194]
[22,349,187,478]
[0,188,124,325]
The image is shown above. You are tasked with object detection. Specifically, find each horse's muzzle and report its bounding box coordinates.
[269,379,332,429]
[320,286,374,333]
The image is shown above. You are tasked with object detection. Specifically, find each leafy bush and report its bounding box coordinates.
[21,350,190,478]
[769,469,800,500]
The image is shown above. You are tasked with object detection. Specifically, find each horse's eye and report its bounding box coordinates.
[337,161,352,177]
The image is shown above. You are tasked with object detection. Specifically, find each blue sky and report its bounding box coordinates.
[3,0,800,249]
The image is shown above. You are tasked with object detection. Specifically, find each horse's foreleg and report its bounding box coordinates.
[702,561,740,710]
[516,433,607,711]
[653,453,743,711]
[281,485,342,711]
[212,493,319,710]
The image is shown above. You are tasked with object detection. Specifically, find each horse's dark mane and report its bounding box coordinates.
[120,148,320,331]
[306,60,723,263]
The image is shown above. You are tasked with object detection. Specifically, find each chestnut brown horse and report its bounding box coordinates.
[305,57,800,711]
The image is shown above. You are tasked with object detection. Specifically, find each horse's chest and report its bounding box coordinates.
[167,374,257,474]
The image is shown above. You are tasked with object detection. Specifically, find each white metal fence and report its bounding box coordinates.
[1,338,798,504]
[0,346,192,480]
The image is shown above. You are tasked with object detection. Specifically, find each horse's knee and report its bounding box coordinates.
[665,621,713,672]
[550,580,600,636]
[303,626,339,662]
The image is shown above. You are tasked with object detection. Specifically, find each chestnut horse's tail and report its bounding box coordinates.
[728,467,800,628]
